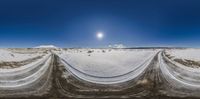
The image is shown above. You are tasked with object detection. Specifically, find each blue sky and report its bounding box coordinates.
[0,0,200,48]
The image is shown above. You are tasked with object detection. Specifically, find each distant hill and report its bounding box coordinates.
[34,45,58,48]
[108,44,126,48]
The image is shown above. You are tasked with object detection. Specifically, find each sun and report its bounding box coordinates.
[96,32,104,40]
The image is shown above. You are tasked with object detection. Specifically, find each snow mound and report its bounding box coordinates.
[34,45,58,48]
[108,44,126,48]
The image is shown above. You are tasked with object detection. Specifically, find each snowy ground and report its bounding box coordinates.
[0,48,52,97]
[0,48,200,98]
[165,49,200,62]
[58,49,157,77]
[165,49,200,68]
[57,49,158,84]
[0,49,46,62]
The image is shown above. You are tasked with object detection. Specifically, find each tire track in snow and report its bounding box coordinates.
[58,51,159,84]
[159,52,200,88]
[0,53,53,97]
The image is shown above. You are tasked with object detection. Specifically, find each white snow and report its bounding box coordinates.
[0,48,200,95]
[0,56,51,88]
[159,52,200,89]
[0,49,43,62]
[0,51,52,88]
[58,49,158,84]
[59,49,155,76]
[165,49,200,61]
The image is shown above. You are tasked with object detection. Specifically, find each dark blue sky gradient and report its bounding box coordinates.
[0,0,200,47]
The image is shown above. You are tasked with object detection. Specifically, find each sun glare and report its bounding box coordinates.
[96,32,104,40]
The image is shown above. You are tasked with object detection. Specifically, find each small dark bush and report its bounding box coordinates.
[87,50,93,53]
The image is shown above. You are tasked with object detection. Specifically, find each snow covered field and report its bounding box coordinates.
[165,49,200,68]
[58,49,158,84]
[0,49,45,62]
[0,48,200,98]
[165,49,200,62]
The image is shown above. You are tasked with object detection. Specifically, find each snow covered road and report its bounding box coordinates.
[158,50,200,97]
[0,48,200,98]
[0,49,53,97]
[59,49,158,84]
